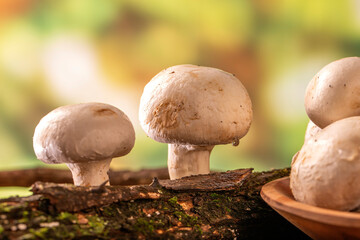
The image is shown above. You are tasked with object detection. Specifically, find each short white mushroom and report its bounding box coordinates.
[139,64,253,180]
[33,102,135,186]
[290,116,360,211]
[305,56,360,128]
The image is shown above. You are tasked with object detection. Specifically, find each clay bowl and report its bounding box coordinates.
[261,177,360,240]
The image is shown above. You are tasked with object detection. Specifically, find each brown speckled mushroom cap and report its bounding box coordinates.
[33,102,135,164]
[305,57,360,128]
[139,64,253,145]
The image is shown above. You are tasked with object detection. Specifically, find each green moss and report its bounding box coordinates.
[87,216,107,235]
[168,196,179,207]
[134,217,155,235]
[18,233,36,240]
[56,212,76,223]
[194,224,202,235]
[101,205,122,218]
[22,210,29,217]
[174,211,199,227]
[51,225,76,239]
[210,192,228,202]
[16,210,31,224]
[0,202,30,221]
[32,215,47,225]
[19,215,109,239]
[0,203,13,213]
[29,227,49,239]
[212,199,221,203]
[210,193,222,199]
[0,224,3,234]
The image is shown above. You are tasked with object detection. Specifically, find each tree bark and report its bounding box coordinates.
[0,167,170,187]
[0,168,309,239]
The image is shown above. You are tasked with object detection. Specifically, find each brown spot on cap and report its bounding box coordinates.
[148,100,184,130]
[94,108,116,116]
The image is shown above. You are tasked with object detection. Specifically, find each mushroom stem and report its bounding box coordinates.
[66,158,112,186]
[168,144,214,180]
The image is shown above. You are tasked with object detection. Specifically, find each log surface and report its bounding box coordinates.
[0,168,309,239]
[0,167,170,187]
[29,169,252,212]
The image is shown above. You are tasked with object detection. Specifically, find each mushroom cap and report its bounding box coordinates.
[139,64,253,145]
[290,116,360,211]
[305,57,360,128]
[33,102,135,164]
[303,120,322,144]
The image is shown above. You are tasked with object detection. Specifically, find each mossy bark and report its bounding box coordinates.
[0,168,309,239]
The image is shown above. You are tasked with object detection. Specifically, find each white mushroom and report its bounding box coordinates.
[291,120,322,166]
[305,56,360,128]
[139,64,253,180]
[303,120,322,145]
[290,116,360,211]
[33,102,135,186]
[291,120,322,165]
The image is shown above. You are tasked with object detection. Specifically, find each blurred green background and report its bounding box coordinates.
[0,0,359,194]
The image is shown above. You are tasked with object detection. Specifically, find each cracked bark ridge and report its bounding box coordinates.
[30,169,252,212]
[158,168,252,191]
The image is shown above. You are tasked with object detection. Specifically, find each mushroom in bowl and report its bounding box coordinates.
[305,56,360,128]
[291,116,360,211]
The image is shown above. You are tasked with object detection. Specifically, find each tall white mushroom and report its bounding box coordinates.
[305,56,360,128]
[139,64,253,180]
[291,117,360,211]
[33,102,135,186]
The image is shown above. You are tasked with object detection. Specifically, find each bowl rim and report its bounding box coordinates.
[260,177,360,228]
